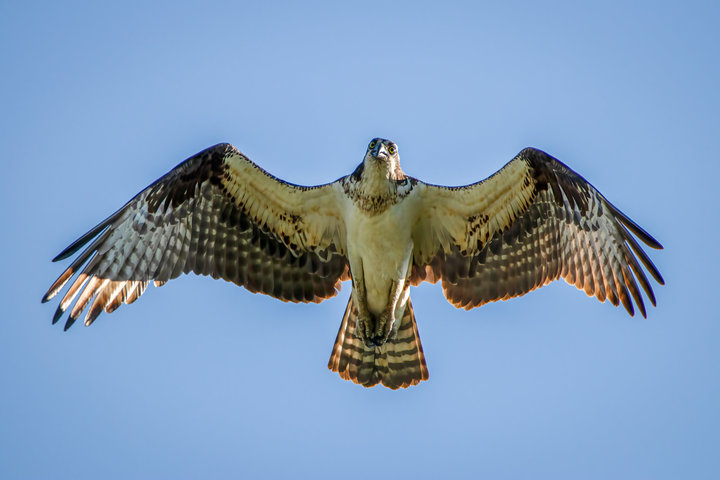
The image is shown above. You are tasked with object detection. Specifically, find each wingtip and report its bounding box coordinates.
[52,251,71,263]
[638,300,647,319]
[63,316,77,331]
[608,202,664,250]
[52,305,65,325]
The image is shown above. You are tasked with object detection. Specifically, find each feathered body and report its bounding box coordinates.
[43,138,664,389]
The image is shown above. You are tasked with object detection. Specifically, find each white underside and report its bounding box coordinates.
[343,197,416,315]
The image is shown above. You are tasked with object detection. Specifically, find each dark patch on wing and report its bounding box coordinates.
[523,147,592,214]
[146,143,231,214]
[411,147,663,318]
[43,143,349,330]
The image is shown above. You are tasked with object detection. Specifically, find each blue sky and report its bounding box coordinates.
[2,1,718,478]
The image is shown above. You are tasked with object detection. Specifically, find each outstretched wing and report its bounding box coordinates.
[411,147,664,316]
[43,143,349,330]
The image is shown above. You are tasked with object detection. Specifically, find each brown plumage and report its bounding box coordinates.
[43,144,349,330]
[329,297,428,389]
[410,148,663,319]
[43,141,664,389]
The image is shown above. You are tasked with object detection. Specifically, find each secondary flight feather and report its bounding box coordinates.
[43,139,664,389]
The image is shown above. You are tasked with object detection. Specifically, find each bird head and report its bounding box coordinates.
[364,138,405,180]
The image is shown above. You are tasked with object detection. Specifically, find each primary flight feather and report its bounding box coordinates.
[43,139,664,389]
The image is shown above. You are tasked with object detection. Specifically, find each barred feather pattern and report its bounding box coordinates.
[440,188,658,316]
[43,141,665,389]
[328,296,429,389]
[414,147,664,317]
[43,144,349,330]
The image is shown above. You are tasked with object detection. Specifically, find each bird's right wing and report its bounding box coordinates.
[43,143,350,330]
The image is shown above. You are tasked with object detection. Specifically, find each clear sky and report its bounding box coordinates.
[2,1,718,478]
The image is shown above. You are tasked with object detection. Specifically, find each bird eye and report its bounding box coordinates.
[369,141,377,149]
[388,145,396,154]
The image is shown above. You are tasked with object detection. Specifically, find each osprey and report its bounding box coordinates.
[43,139,664,389]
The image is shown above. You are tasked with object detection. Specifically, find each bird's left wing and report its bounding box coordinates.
[43,143,349,330]
[410,148,664,316]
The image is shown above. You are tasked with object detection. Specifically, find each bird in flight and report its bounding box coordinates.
[43,138,664,389]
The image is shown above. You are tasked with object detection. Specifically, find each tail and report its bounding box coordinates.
[328,296,429,389]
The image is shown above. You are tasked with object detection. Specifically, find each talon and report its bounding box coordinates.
[357,315,374,347]
[370,311,395,346]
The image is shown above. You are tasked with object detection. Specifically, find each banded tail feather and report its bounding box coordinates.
[43,140,664,389]
[328,296,429,389]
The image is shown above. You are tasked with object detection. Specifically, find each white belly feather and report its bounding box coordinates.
[344,199,416,315]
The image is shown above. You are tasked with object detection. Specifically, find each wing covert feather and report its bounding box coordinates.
[411,147,663,317]
[44,143,349,329]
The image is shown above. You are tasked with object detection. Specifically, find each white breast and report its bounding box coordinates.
[343,194,419,315]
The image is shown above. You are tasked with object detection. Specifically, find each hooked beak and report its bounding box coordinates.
[371,143,389,161]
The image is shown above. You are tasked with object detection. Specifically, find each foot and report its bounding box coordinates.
[356,313,394,347]
[370,309,396,347]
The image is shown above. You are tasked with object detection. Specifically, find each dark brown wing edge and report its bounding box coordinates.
[410,147,663,318]
[43,143,349,330]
